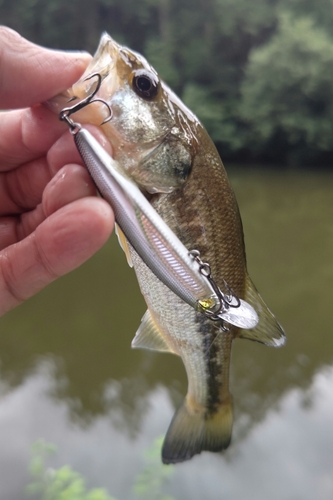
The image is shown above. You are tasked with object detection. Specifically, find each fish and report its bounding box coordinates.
[65,124,259,330]
[49,33,286,464]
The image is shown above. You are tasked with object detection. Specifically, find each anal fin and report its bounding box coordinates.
[131,310,175,353]
[238,274,286,347]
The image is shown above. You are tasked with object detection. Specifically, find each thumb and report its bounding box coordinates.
[0,26,91,109]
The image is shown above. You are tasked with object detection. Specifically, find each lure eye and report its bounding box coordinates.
[132,70,159,99]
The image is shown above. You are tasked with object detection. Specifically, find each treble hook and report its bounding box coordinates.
[188,248,241,324]
[59,73,112,133]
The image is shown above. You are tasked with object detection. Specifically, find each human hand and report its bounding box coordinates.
[0,27,114,316]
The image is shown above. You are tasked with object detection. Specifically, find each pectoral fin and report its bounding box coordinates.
[115,223,133,267]
[131,310,176,353]
[238,274,286,347]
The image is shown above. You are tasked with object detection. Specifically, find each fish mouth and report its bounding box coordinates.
[47,33,170,176]
[72,33,120,102]
[46,33,120,124]
[64,33,121,125]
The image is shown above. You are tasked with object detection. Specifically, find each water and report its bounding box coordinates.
[0,169,332,499]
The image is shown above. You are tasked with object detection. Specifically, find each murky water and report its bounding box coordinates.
[0,169,332,499]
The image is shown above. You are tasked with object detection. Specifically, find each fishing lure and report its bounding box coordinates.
[59,74,258,331]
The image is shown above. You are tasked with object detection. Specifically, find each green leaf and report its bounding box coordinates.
[240,9,333,151]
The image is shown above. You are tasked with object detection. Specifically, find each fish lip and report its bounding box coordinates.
[71,32,120,101]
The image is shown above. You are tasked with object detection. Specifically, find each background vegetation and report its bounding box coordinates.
[2,0,333,166]
[26,439,175,500]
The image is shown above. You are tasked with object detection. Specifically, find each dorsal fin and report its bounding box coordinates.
[115,223,133,267]
[131,310,176,353]
[237,274,286,347]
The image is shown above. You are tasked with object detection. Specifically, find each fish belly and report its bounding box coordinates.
[130,247,208,399]
[130,247,234,463]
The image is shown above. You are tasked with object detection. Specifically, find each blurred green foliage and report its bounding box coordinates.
[240,10,333,163]
[25,439,175,500]
[26,440,117,500]
[133,436,175,500]
[2,0,333,165]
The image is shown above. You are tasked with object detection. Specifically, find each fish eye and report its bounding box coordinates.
[132,70,159,99]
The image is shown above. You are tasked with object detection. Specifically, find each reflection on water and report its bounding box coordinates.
[1,359,333,499]
[0,169,332,498]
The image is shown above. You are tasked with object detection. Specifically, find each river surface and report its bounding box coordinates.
[0,169,332,499]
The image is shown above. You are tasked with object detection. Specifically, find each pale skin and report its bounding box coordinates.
[0,26,115,316]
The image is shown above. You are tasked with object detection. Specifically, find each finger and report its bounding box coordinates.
[0,164,99,250]
[0,27,91,109]
[42,163,97,217]
[0,122,107,216]
[47,124,113,175]
[0,207,45,251]
[0,156,50,215]
[0,197,114,315]
[0,105,69,171]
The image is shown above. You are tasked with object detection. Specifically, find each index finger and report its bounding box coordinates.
[0,105,70,170]
[0,26,91,109]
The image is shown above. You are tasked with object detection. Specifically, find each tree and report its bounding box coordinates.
[240,10,333,158]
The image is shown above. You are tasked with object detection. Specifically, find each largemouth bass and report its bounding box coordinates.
[49,33,285,464]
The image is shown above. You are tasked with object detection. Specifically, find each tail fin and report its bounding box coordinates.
[162,396,233,464]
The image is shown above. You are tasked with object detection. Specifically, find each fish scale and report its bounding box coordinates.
[156,135,246,296]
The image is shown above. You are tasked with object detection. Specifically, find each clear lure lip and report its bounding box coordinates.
[69,126,259,331]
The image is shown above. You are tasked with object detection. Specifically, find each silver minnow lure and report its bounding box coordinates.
[69,125,258,330]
